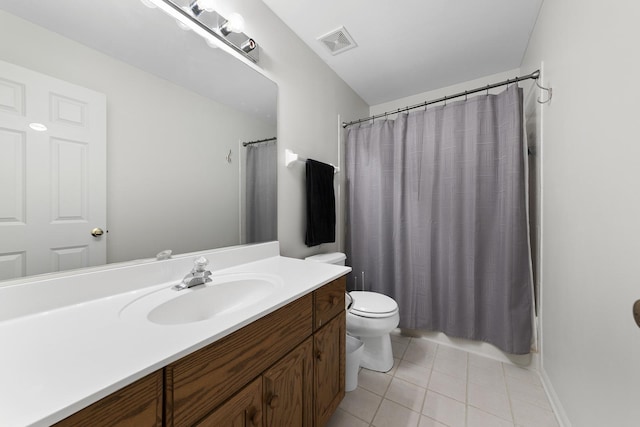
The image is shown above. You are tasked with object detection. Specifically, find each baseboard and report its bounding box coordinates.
[539,367,572,427]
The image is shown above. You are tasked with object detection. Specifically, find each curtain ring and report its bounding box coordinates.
[486,84,490,95]
[464,90,468,101]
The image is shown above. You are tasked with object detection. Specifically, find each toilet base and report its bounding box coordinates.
[357,333,394,372]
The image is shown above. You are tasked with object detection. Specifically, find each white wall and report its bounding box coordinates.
[230,0,369,258]
[521,1,640,426]
[0,11,275,263]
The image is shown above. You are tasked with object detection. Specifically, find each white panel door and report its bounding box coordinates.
[0,60,106,280]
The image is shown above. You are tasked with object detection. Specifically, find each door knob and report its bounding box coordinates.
[633,300,640,328]
[91,227,104,237]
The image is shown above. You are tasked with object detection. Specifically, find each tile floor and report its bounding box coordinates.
[327,334,559,427]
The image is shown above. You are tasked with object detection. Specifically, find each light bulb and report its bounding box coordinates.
[225,13,245,33]
[197,0,217,12]
[219,13,245,36]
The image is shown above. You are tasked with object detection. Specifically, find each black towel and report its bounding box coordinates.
[305,159,336,247]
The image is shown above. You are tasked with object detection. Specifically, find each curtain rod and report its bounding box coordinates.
[242,137,277,147]
[342,69,548,128]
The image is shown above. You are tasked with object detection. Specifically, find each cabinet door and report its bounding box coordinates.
[314,310,346,427]
[195,377,262,427]
[263,337,313,427]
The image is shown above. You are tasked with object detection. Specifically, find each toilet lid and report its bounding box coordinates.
[349,291,398,318]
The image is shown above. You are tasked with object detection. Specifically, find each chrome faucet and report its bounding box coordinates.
[173,256,212,291]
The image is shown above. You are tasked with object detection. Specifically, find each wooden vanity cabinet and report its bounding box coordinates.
[170,275,346,427]
[54,276,346,427]
[313,276,347,426]
[54,370,163,427]
[313,276,345,330]
[263,337,314,426]
[165,294,313,426]
[314,311,346,427]
[195,377,263,427]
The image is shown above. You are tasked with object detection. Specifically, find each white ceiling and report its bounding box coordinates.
[262,0,544,105]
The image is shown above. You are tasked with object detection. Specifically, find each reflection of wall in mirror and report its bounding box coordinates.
[0,10,276,266]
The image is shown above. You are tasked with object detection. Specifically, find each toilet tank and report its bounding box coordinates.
[305,252,346,266]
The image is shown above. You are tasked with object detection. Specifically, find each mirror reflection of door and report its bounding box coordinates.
[0,59,106,280]
[245,139,277,243]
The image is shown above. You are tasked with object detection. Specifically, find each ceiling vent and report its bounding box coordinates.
[317,26,357,56]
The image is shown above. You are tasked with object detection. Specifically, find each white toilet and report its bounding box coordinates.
[305,252,400,372]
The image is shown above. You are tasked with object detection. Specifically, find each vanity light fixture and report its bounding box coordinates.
[219,13,245,36]
[240,38,256,53]
[142,0,259,63]
[189,0,216,17]
[29,122,47,132]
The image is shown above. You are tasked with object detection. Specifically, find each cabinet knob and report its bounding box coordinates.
[268,394,280,409]
[316,350,324,362]
[331,296,339,306]
[249,407,260,425]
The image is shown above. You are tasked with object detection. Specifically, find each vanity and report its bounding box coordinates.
[0,243,350,426]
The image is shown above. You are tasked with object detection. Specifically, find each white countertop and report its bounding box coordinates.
[0,243,350,427]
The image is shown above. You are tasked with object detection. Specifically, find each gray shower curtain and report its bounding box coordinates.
[246,140,277,243]
[345,86,532,354]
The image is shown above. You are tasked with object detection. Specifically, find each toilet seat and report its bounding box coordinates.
[349,291,398,319]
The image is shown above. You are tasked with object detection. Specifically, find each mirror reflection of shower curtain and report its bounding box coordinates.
[245,140,277,243]
[345,86,533,355]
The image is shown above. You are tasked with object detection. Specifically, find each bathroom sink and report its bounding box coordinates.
[120,274,283,325]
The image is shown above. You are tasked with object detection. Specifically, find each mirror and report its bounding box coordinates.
[0,0,277,282]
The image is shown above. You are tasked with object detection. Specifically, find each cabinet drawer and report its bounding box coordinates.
[313,276,345,330]
[55,370,163,427]
[165,294,313,427]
